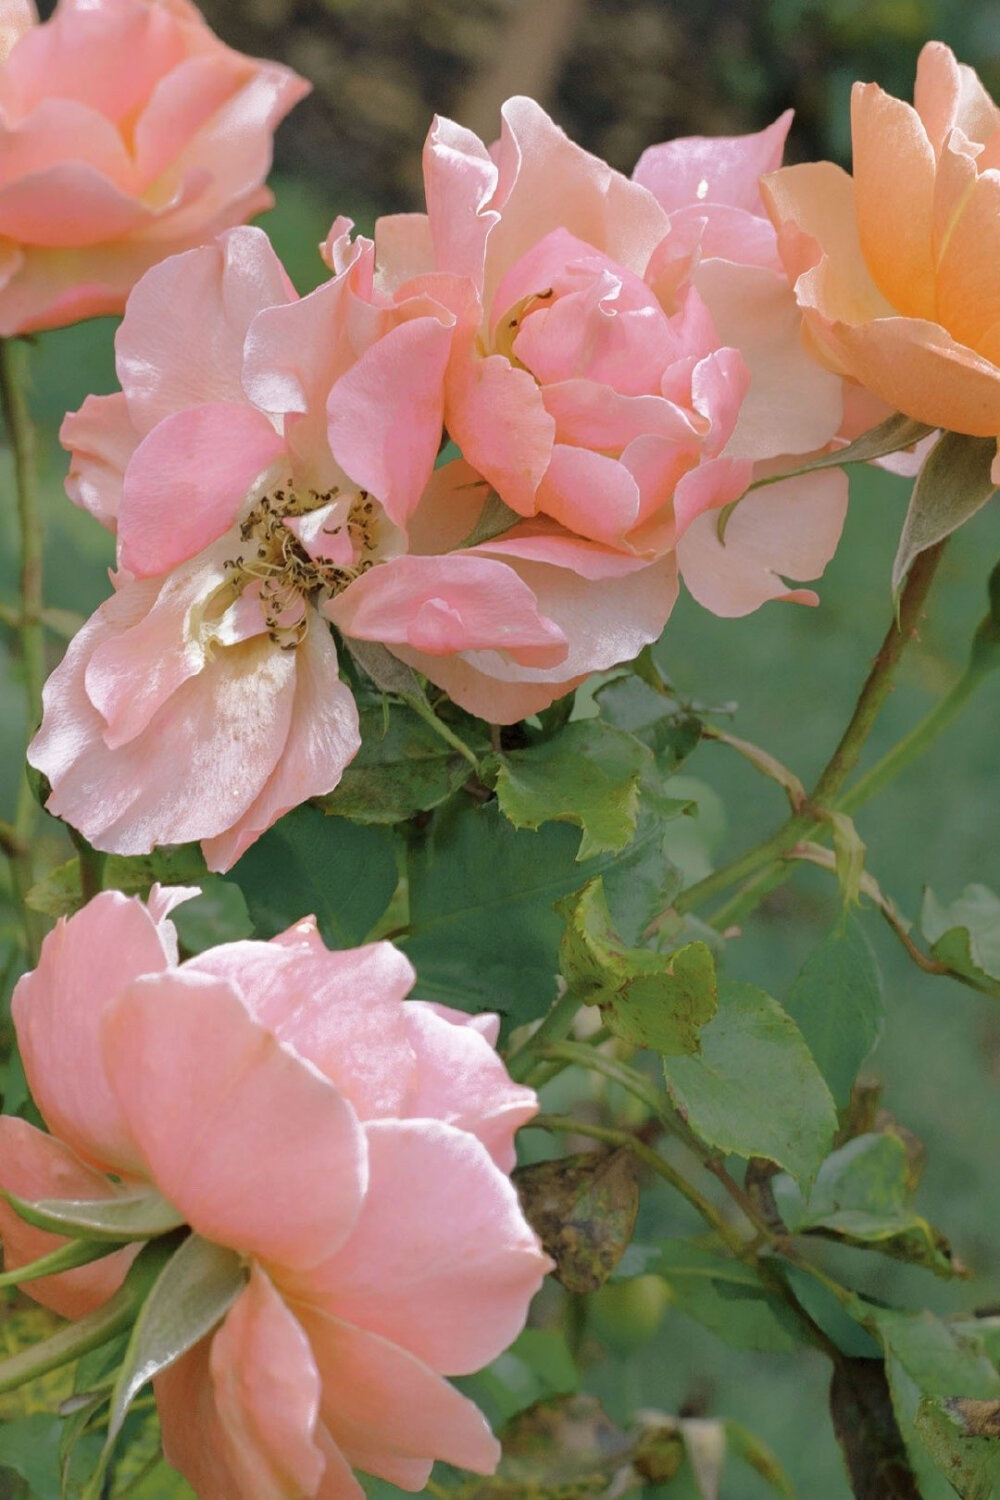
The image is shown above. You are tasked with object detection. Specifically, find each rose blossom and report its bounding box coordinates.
[378,97,850,621]
[762,42,1000,473]
[30,219,686,868]
[0,887,548,1498]
[0,0,307,334]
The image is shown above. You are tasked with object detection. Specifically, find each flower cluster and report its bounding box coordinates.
[30,90,858,869]
[0,888,549,1495]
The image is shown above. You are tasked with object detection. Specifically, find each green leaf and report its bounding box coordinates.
[557,880,716,1055]
[774,1261,881,1358]
[786,915,885,1105]
[1,1413,97,1500]
[891,431,997,596]
[2,1189,183,1244]
[872,1307,1000,1500]
[0,1235,181,1398]
[595,673,702,767]
[104,1236,245,1452]
[662,981,837,1185]
[26,846,207,920]
[921,884,1000,986]
[915,1399,1000,1500]
[458,490,521,548]
[751,412,935,493]
[771,1133,964,1277]
[231,805,399,948]
[642,1239,806,1354]
[0,1236,122,1289]
[317,703,474,824]
[401,800,679,1022]
[513,1148,640,1294]
[488,721,650,858]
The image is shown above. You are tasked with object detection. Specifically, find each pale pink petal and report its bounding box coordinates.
[484,97,669,308]
[542,378,700,450]
[31,596,300,857]
[314,1429,367,1500]
[373,212,435,294]
[633,112,793,215]
[665,201,781,270]
[115,227,295,433]
[288,1120,546,1376]
[0,98,136,194]
[397,553,678,722]
[157,1342,246,1500]
[445,336,555,514]
[187,930,417,1121]
[402,1002,538,1168]
[12,889,175,1172]
[677,467,848,616]
[0,1117,136,1319]
[422,113,500,289]
[327,315,453,528]
[118,403,284,576]
[103,968,367,1269]
[537,444,641,546]
[693,259,844,459]
[133,52,253,186]
[60,391,140,531]
[0,162,149,245]
[672,454,755,537]
[474,522,656,580]
[82,548,227,750]
[326,553,568,666]
[291,1308,500,1481]
[210,1267,325,1498]
[137,64,311,241]
[201,621,361,872]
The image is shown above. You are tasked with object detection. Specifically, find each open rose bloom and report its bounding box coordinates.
[0,0,307,333]
[30,101,856,870]
[0,888,549,1497]
[763,42,1000,473]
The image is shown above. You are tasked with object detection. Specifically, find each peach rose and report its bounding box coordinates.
[762,41,1000,468]
[0,0,307,334]
[0,888,548,1498]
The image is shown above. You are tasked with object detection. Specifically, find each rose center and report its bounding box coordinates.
[223,482,380,650]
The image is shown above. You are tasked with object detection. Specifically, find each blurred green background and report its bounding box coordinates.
[4,1,1000,1495]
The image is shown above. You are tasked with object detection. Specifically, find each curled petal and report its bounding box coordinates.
[60,392,139,531]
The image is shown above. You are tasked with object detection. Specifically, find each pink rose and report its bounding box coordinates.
[32,221,684,866]
[0,887,548,1498]
[379,99,848,619]
[0,0,308,334]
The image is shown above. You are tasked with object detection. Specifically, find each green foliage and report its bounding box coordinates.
[557,880,717,1055]
[513,1149,639,1294]
[94,1239,245,1491]
[400,799,680,1022]
[870,1308,1000,1500]
[625,1240,807,1355]
[318,702,475,823]
[662,982,838,1185]
[771,1133,964,1277]
[26,846,208,920]
[891,432,998,596]
[921,884,1000,987]
[231,805,399,948]
[785,916,884,1106]
[1,1191,182,1244]
[487,721,651,858]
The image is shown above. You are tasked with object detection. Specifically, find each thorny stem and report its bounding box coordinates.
[0,337,45,961]
[673,541,948,923]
